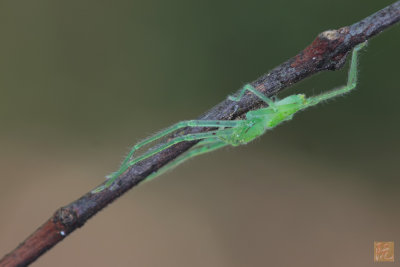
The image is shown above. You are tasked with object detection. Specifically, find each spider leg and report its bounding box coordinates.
[229,84,277,111]
[119,120,243,170]
[93,128,236,192]
[145,138,228,182]
[305,42,367,106]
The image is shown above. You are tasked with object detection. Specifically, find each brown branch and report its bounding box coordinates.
[1,2,400,266]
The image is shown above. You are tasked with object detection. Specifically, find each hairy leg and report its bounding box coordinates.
[119,120,243,169]
[306,42,367,106]
[145,139,228,182]
[229,84,277,110]
[93,128,236,192]
[125,129,235,170]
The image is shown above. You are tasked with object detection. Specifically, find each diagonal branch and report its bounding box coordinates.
[1,2,400,266]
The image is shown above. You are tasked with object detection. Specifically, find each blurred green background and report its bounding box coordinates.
[1,1,399,266]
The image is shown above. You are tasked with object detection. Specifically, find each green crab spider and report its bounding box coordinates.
[93,42,366,193]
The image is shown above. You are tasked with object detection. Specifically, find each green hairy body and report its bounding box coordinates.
[93,42,366,193]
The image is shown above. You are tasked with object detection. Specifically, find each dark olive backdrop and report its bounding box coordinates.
[1,1,399,266]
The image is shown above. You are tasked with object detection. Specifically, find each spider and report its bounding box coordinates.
[93,42,366,193]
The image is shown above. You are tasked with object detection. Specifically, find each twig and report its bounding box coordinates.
[1,2,400,266]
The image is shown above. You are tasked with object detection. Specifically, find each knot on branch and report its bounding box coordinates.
[291,27,351,71]
[54,207,78,227]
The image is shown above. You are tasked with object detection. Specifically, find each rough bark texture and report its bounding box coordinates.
[1,2,400,266]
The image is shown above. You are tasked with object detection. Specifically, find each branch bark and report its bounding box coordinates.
[1,2,400,266]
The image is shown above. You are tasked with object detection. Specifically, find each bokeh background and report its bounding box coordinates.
[1,1,399,266]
